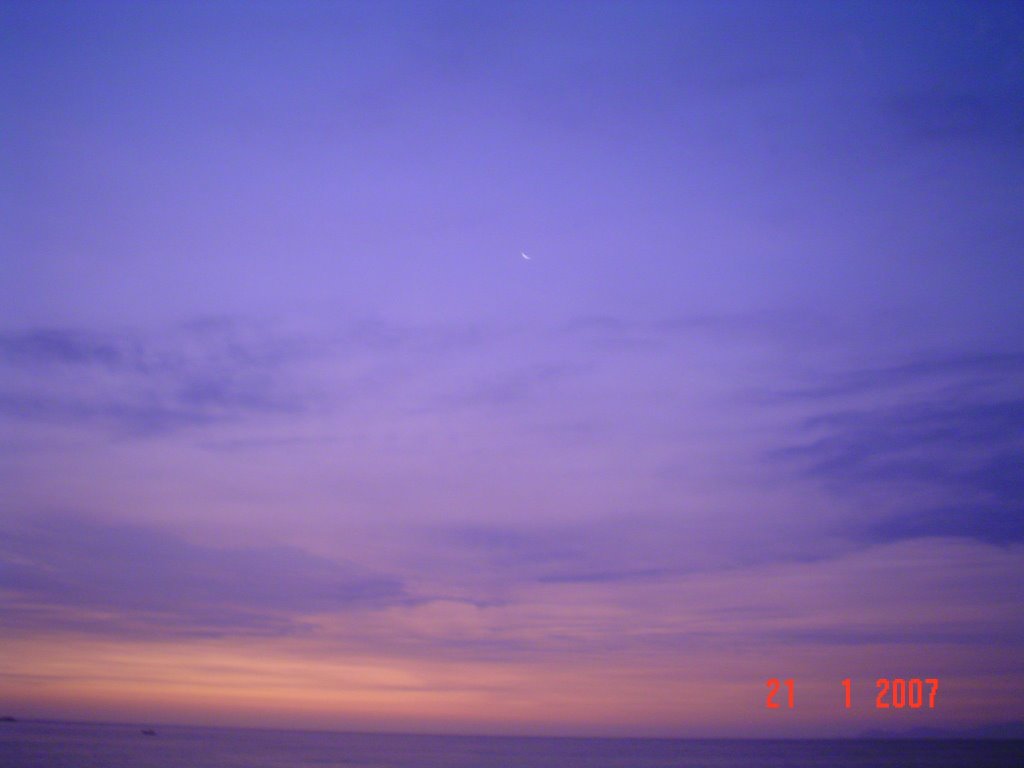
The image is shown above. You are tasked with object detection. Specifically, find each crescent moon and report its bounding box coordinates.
[521,252,531,260]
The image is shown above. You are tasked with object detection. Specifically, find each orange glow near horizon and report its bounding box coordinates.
[2,617,1017,738]
[3,537,1023,736]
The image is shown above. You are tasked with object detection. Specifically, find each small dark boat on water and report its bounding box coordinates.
[141,728,157,736]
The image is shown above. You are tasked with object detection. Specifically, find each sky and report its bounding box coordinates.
[1,0,1023,738]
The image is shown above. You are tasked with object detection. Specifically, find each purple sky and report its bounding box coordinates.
[2,1,1023,737]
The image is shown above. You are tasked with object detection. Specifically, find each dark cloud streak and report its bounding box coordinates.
[0,515,408,639]
[773,353,1024,544]
[0,317,489,436]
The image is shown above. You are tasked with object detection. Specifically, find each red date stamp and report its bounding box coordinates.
[765,678,794,709]
[765,678,939,709]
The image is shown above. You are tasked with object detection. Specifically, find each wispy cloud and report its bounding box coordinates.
[433,362,591,411]
[0,320,318,434]
[0,514,408,639]
[767,352,1024,402]
[772,352,1024,544]
[0,316,489,436]
[0,328,128,368]
[432,517,833,590]
[561,309,839,350]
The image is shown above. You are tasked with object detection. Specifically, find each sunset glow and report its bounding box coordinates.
[2,0,1023,740]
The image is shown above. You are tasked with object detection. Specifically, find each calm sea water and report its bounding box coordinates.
[1,721,1022,768]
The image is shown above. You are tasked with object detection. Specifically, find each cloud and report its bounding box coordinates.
[768,353,1024,402]
[378,536,1024,661]
[561,309,837,350]
[0,316,488,436]
[536,567,670,585]
[794,399,1024,478]
[432,517,830,590]
[0,328,127,368]
[773,352,1024,544]
[0,320,318,435]
[0,515,407,639]
[433,362,590,411]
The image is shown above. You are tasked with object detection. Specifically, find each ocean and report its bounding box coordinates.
[1,720,1022,768]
